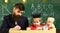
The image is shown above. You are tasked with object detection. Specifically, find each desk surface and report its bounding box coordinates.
[9,29,56,33]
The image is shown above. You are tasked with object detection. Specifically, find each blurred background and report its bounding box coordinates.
[0,0,60,30]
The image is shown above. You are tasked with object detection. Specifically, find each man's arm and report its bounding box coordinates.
[24,17,29,30]
[21,17,29,30]
[0,16,10,33]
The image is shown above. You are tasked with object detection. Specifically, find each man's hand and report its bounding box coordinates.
[9,25,21,31]
[9,25,21,33]
[13,25,21,30]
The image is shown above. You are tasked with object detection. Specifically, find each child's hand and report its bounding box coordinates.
[37,27,42,30]
[27,27,31,30]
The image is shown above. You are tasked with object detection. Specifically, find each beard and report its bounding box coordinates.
[12,14,21,22]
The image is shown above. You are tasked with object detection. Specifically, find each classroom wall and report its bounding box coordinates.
[0,0,60,29]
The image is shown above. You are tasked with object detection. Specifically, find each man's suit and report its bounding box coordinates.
[0,14,28,33]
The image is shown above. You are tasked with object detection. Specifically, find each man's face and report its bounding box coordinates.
[13,7,24,16]
[33,18,42,26]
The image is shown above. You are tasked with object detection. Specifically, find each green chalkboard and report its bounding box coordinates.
[0,0,60,29]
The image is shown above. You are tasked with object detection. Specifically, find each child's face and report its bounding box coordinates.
[47,21,52,24]
[47,19,53,24]
[33,18,42,26]
[47,17,55,24]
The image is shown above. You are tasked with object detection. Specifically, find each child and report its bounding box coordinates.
[27,13,42,30]
[47,17,55,28]
[42,17,55,30]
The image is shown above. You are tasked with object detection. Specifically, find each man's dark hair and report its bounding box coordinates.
[14,3,25,11]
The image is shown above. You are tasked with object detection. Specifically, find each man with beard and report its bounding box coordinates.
[0,3,29,33]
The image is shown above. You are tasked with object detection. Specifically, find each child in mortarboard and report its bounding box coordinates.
[27,13,42,30]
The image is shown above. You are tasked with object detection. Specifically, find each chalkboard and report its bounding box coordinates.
[0,0,60,29]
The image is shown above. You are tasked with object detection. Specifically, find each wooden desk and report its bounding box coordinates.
[9,29,56,33]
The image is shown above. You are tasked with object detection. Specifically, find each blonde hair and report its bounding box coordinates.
[47,17,55,23]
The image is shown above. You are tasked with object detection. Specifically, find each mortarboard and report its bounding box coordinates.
[32,13,41,18]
